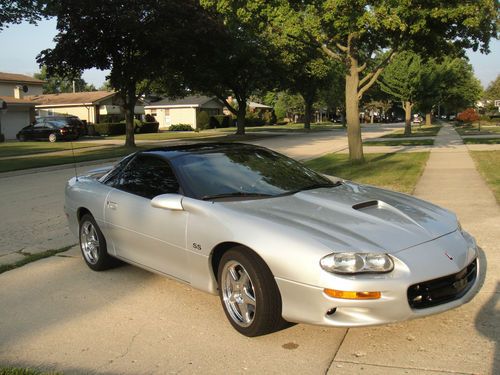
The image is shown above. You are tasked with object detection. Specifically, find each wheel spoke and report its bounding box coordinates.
[242,288,256,306]
[238,301,250,323]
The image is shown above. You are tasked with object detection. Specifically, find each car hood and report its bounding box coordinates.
[220,182,457,254]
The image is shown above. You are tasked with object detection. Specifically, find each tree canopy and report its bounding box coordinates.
[0,0,54,30]
[484,74,500,100]
[34,65,96,94]
[266,0,498,161]
[38,0,214,146]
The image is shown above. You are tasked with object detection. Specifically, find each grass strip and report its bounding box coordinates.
[0,368,61,375]
[455,124,500,136]
[305,152,430,194]
[0,245,75,275]
[0,142,100,158]
[0,146,140,173]
[364,139,434,146]
[380,125,441,138]
[462,138,500,144]
[469,150,500,204]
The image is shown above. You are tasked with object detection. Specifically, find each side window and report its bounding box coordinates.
[33,123,46,128]
[115,155,179,199]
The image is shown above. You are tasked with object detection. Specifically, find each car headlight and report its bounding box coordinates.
[458,221,477,253]
[320,252,394,274]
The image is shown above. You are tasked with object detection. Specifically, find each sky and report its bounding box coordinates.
[0,18,499,89]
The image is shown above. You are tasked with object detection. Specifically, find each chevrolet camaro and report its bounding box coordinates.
[64,143,481,336]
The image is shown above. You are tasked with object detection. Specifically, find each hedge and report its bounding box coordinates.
[209,115,233,128]
[136,122,159,133]
[169,124,194,131]
[93,122,126,136]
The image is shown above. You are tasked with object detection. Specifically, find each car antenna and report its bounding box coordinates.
[70,140,79,181]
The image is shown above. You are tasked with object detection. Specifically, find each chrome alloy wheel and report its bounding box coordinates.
[80,220,100,265]
[221,260,256,327]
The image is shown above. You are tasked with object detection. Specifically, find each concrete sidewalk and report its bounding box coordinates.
[327,122,500,374]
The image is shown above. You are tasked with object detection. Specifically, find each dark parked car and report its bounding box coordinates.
[17,121,79,142]
[35,116,86,136]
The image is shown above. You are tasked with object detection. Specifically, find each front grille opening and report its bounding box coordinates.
[407,259,477,309]
[326,308,337,316]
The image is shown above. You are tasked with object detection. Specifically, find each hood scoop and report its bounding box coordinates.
[352,200,380,210]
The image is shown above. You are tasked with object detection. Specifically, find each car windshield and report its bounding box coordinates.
[170,146,337,200]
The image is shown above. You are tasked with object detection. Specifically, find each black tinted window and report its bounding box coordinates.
[116,155,179,199]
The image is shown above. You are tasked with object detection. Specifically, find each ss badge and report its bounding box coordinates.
[192,243,202,251]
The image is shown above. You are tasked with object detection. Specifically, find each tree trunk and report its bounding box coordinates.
[345,57,364,162]
[403,101,413,136]
[425,112,432,126]
[236,101,246,135]
[303,97,313,130]
[123,88,137,147]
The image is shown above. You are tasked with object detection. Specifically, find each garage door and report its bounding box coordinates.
[1,110,30,140]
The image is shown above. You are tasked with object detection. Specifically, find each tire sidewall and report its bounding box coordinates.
[79,214,112,271]
[218,248,281,337]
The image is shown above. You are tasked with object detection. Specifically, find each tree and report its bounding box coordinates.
[270,0,497,161]
[34,65,95,94]
[379,52,422,134]
[0,0,53,30]
[179,0,281,135]
[484,74,500,100]
[38,0,211,147]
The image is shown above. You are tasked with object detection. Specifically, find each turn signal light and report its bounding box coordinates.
[324,289,381,300]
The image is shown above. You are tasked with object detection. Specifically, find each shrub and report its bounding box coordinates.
[137,122,159,133]
[144,114,156,122]
[276,121,288,125]
[457,108,480,123]
[93,122,126,136]
[197,111,210,130]
[262,111,277,125]
[169,124,193,131]
[245,117,266,127]
[209,115,233,128]
[0,133,4,143]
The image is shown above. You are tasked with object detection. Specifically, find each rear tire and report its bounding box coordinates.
[48,133,57,142]
[79,214,118,271]
[218,247,284,336]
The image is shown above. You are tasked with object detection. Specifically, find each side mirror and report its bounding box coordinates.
[151,194,184,211]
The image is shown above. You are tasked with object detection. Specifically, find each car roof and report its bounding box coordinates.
[139,143,265,160]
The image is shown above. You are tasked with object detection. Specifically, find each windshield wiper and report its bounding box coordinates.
[201,192,274,201]
[279,181,342,197]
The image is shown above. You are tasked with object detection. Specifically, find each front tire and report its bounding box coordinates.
[79,214,117,271]
[218,248,283,336]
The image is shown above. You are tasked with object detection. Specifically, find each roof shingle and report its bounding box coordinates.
[26,91,116,105]
[0,72,44,85]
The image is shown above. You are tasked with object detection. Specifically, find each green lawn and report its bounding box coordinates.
[463,138,500,144]
[106,130,218,141]
[455,123,500,136]
[0,141,100,158]
[364,139,434,146]
[305,152,430,194]
[380,125,441,138]
[470,151,500,203]
[0,146,141,173]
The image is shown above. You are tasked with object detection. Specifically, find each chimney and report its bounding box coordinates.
[14,86,22,99]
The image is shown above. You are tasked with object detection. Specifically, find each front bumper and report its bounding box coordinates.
[276,230,481,327]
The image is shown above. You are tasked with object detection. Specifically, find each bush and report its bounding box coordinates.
[245,117,266,127]
[209,115,233,128]
[0,133,4,143]
[136,122,159,133]
[169,124,193,131]
[197,111,210,130]
[93,122,126,136]
[276,121,288,125]
[144,114,156,122]
[457,108,480,124]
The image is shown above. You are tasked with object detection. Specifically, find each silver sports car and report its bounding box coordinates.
[65,143,481,336]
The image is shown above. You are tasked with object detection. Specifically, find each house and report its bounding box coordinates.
[144,95,224,129]
[26,91,144,124]
[0,72,43,140]
[0,72,44,97]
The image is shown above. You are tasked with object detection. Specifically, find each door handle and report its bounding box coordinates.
[107,201,117,210]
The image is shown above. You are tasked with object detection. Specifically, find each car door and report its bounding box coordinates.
[32,123,49,140]
[104,154,190,281]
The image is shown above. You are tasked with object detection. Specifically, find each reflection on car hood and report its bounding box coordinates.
[222,182,457,253]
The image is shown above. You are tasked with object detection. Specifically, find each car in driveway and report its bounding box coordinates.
[17,121,79,142]
[35,115,86,136]
[64,143,481,336]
